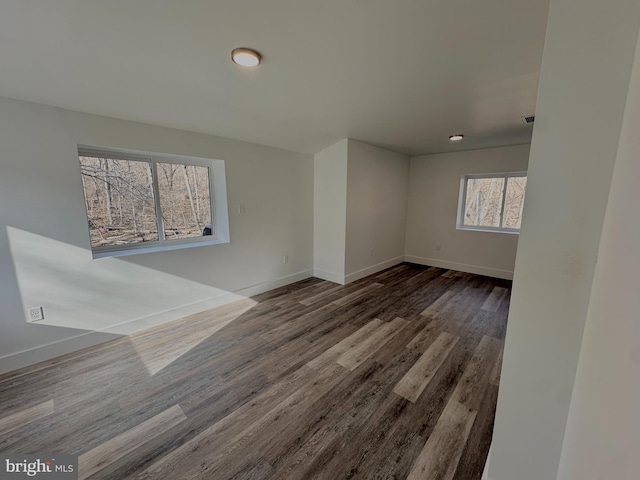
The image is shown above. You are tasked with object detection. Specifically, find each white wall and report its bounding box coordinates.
[0,96,313,373]
[405,144,529,280]
[488,1,640,479]
[313,139,348,283]
[345,139,409,283]
[556,26,640,480]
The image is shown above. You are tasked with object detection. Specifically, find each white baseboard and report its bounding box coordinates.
[312,268,346,285]
[0,269,313,375]
[236,270,313,297]
[405,255,514,280]
[344,256,406,284]
[0,331,122,376]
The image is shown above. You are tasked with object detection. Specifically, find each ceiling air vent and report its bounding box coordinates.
[521,115,535,125]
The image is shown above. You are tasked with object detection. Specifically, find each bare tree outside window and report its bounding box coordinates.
[463,177,505,228]
[79,152,215,252]
[503,176,527,229]
[79,156,159,247]
[458,173,527,232]
[156,163,212,240]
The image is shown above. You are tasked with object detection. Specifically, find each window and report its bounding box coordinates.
[457,172,527,233]
[78,146,229,258]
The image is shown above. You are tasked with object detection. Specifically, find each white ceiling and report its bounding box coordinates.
[0,0,549,156]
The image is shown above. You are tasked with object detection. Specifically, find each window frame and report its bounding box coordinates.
[456,171,527,234]
[78,145,230,259]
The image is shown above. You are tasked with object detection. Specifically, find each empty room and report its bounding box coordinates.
[1,1,640,480]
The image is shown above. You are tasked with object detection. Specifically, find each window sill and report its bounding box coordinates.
[456,226,520,235]
[92,237,229,259]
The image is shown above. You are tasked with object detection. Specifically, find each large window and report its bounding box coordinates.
[457,172,527,233]
[78,146,229,257]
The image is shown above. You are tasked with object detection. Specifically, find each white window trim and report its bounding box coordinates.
[78,145,230,259]
[456,171,527,234]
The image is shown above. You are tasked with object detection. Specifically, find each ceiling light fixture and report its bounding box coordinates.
[231,48,262,67]
[449,134,464,141]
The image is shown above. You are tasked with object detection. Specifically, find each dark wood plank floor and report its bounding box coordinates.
[0,263,511,479]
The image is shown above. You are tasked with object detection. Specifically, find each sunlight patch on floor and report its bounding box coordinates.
[127,298,257,376]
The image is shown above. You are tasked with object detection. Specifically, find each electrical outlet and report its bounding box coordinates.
[237,203,246,214]
[29,306,44,322]
[369,249,374,257]
[436,244,441,251]
[283,255,288,264]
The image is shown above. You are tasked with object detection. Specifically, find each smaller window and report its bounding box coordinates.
[457,172,527,234]
[78,146,229,258]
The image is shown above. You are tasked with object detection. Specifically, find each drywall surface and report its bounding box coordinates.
[405,144,529,279]
[0,96,313,372]
[488,1,640,479]
[344,139,409,282]
[556,26,640,480]
[313,139,348,283]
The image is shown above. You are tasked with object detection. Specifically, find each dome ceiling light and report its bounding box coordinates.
[231,48,262,68]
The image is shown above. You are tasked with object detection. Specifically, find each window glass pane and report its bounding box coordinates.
[79,156,158,248]
[463,177,505,228]
[503,176,527,229]
[156,163,212,240]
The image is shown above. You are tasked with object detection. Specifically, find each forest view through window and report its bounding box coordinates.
[79,148,217,255]
[457,172,527,233]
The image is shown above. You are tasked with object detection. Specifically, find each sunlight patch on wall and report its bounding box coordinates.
[6,226,247,334]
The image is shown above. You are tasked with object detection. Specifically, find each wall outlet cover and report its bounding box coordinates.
[29,306,44,322]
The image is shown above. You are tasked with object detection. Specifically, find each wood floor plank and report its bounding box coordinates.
[300,310,360,343]
[0,399,123,455]
[117,365,223,414]
[442,269,465,279]
[393,331,459,403]
[406,333,502,480]
[407,316,445,353]
[374,264,409,279]
[405,266,440,285]
[298,284,344,306]
[371,316,427,365]
[395,272,453,318]
[307,318,383,370]
[0,267,511,480]
[307,354,424,480]
[451,335,502,411]
[421,290,457,317]
[195,363,351,479]
[435,287,489,327]
[481,286,509,312]
[356,345,470,477]
[470,309,506,342]
[258,303,340,343]
[270,422,340,480]
[270,353,416,480]
[265,359,386,478]
[330,282,384,306]
[336,317,409,371]
[349,422,425,480]
[330,287,404,326]
[275,281,330,306]
[489,343,504,387]
[135,365,328,479]
[79,404,186,479]
[453,384,499,480]
[0,400,54,437]
[407,399,477,480]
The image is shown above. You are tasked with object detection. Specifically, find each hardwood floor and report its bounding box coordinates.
[0,263,511,479]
